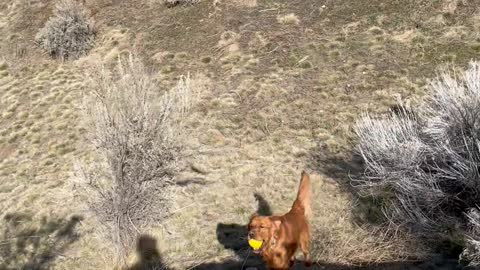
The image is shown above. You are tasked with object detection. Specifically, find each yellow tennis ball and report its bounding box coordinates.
[248,239,263,250]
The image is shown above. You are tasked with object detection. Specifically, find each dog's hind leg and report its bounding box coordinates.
[299,233,312,267]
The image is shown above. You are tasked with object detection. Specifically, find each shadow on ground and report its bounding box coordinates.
[306,142,389,226]
[307,103,417,191]
[127,235,169,270]
[126,145,467,269]
[128,218,466,270]
[0,212,82,270]
[201,186,466,269]
[307,141,365,189]
[306,135,467,269]
[193,259,465,270]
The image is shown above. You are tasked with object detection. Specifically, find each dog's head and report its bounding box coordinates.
[247,214,281,254]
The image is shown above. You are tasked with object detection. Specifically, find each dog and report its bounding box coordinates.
[247,171,312,269]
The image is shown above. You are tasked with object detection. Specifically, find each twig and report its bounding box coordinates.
[259,8,278,12]
[263,46,279,55]
[128,214,140,234]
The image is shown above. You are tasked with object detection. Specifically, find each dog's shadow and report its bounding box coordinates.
[209,193,272,269]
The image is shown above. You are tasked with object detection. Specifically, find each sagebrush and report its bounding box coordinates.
[75,54,192,262]
[354,61,480,259]
[461,208,480,266]
[35,0,96,60]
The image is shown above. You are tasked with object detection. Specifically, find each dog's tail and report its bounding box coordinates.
[291,171,311,218]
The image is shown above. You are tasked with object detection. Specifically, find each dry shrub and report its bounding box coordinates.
[354,61,480,260]
[277,13,300,25]
[163,0,201,7]
[35,0,96,60]
[74,53,192,263]
[461,208,480,266]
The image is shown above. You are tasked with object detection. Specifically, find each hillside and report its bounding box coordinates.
[1,0,480,269]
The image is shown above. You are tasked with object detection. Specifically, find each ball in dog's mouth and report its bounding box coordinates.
[248,239,263,253]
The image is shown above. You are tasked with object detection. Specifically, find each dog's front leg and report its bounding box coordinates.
[268,250,291,270]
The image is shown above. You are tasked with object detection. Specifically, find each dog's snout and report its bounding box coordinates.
[248,231,255,238]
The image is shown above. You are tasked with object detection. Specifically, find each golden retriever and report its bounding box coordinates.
[247,171,312,269]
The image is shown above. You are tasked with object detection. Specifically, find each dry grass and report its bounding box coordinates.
[0,61,88,268]
[2,0,480,269]
[227,0,257,7]
[277,13,300,25]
